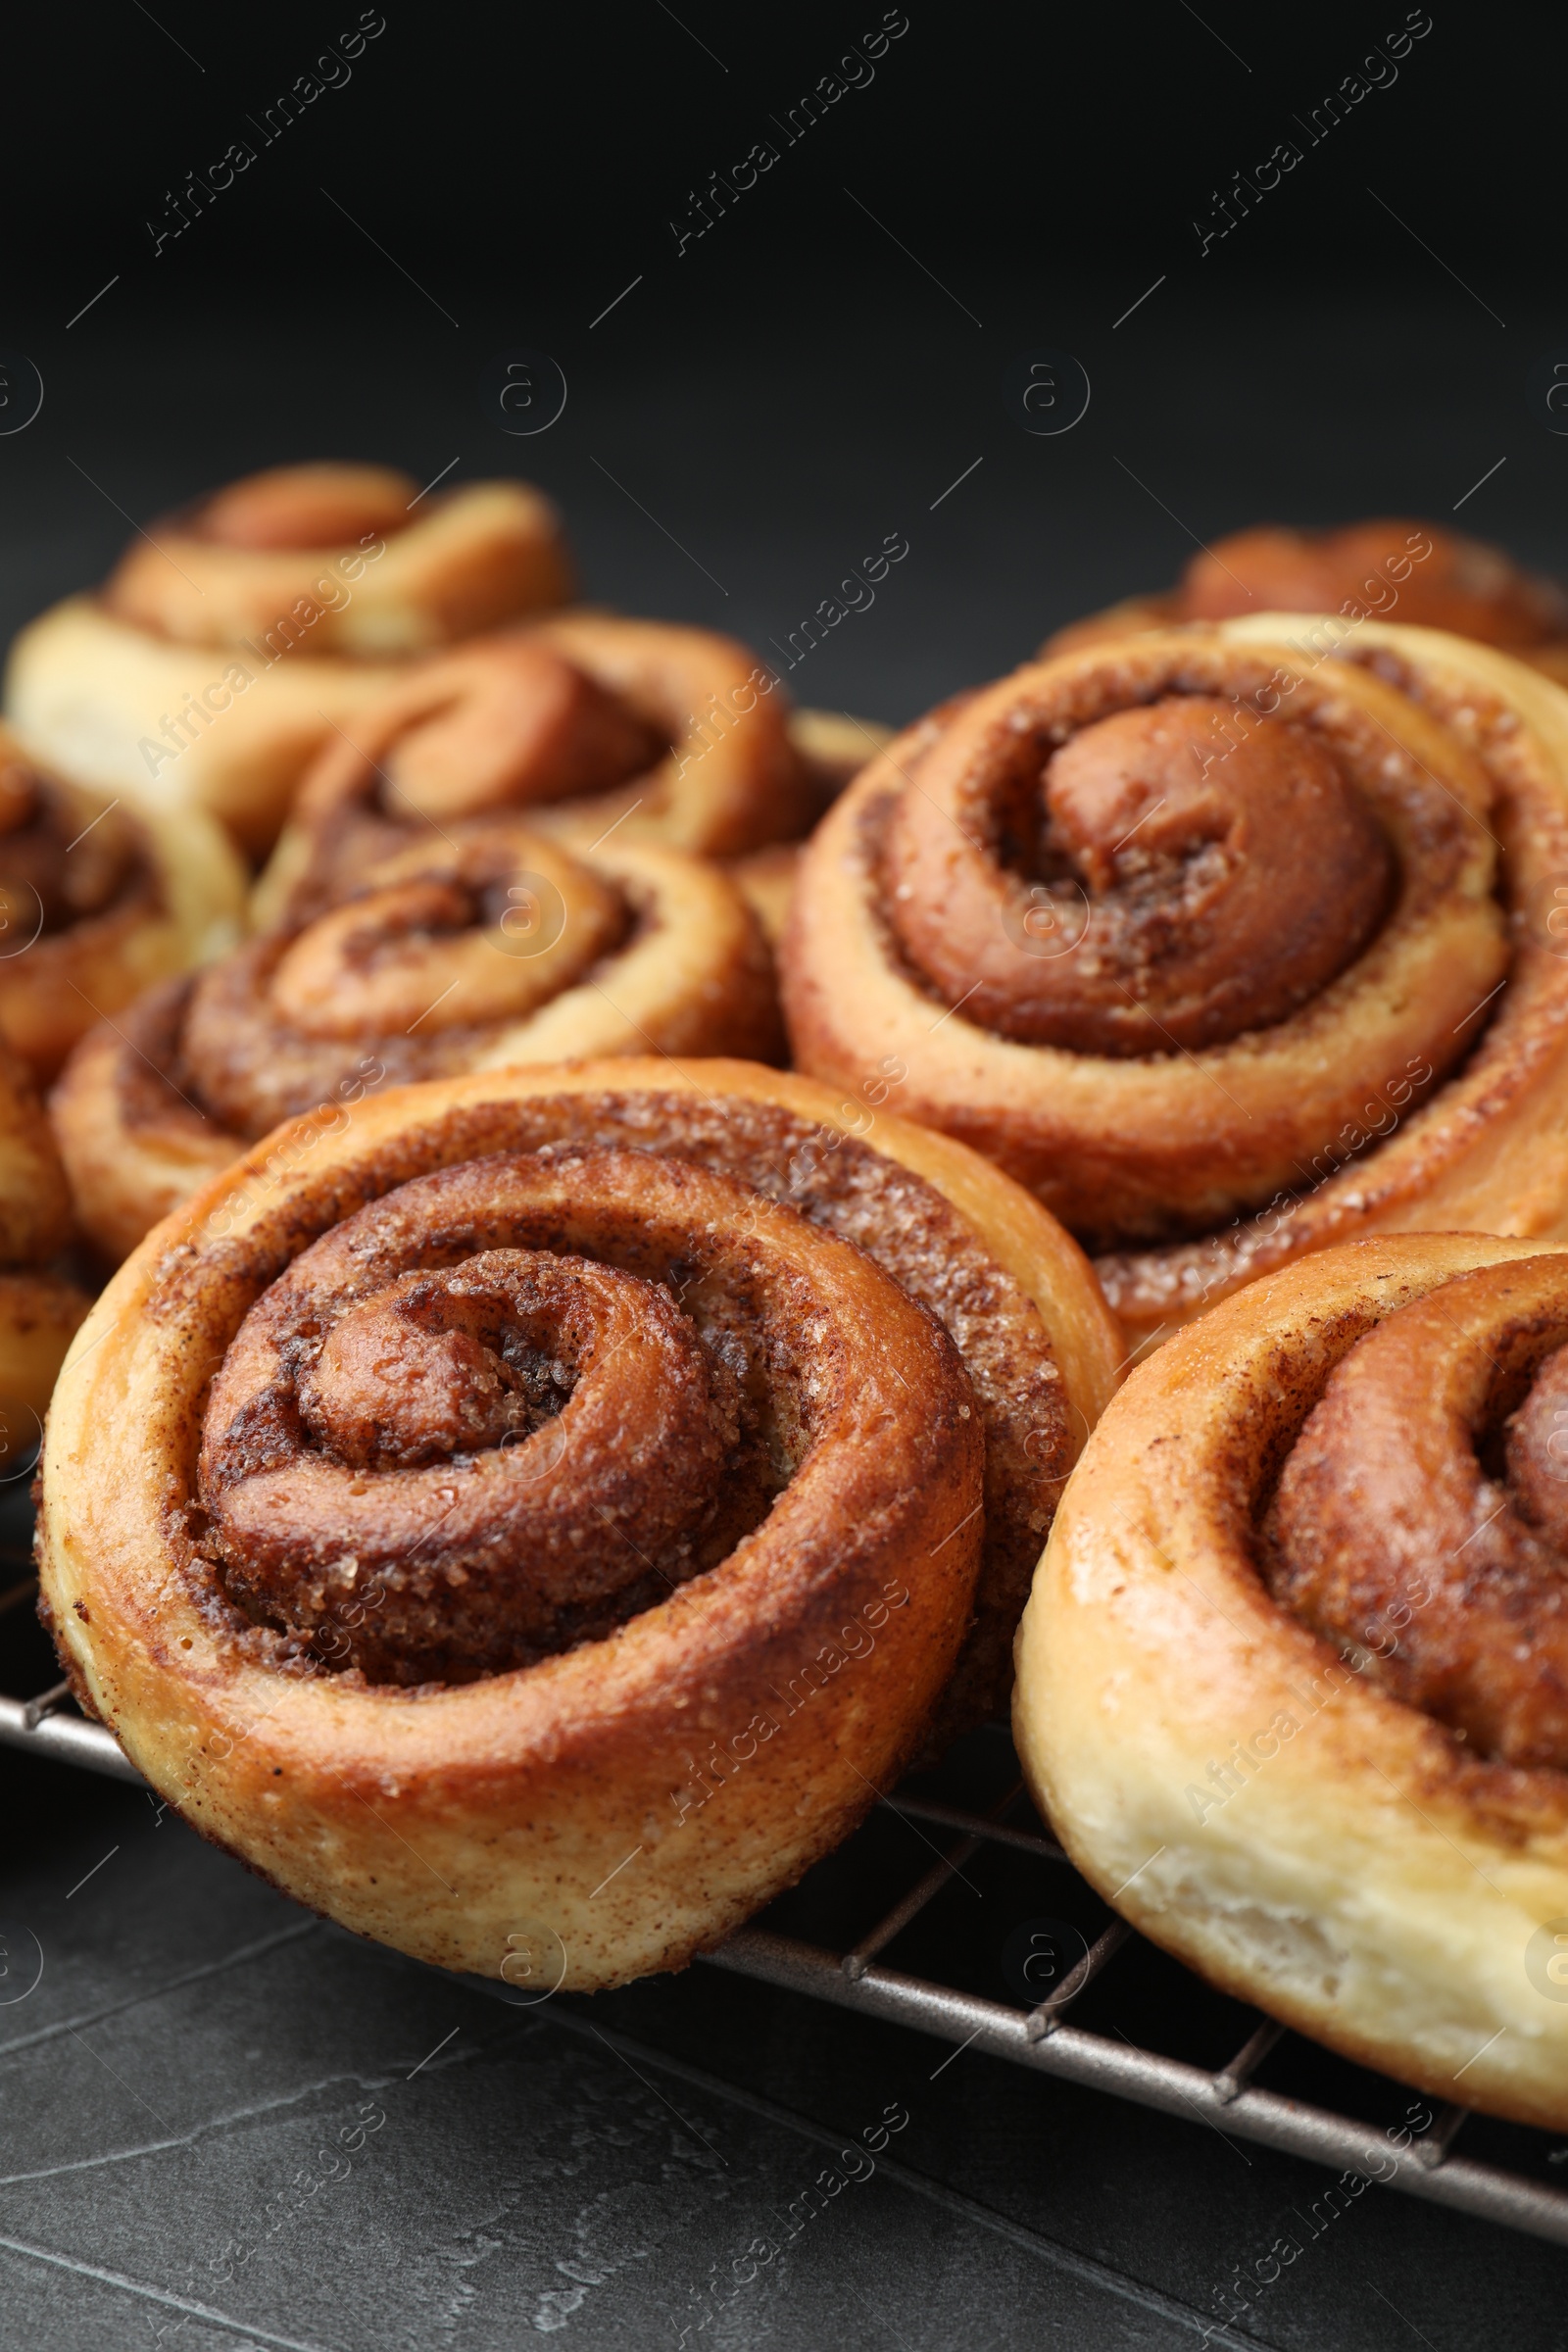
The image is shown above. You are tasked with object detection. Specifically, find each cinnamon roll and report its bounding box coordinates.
[251,617,824,927]
[6,463,573,854]
[51,824,780,1263]
[0,1042,90,1469]
[784,618,1568,1349]
[37,1059,1118,1987]
[1048,518,1568,682]
[0,724,244,1083]
[1016,1232,1568,2131]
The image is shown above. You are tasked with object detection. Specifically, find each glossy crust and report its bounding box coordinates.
[0,730,245,1082]
[49,834,782,1263]
[1015,1233,1568,2131]
[785,618,1568,1348]
[38,1061,1117,1988]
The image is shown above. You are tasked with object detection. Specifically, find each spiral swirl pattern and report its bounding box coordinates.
[880,689,1394,1055]
[51,827,779,1261]
[5,462,575,858]
[1265,1254,1568,1770]
[102,462,571,653]
[36,1062,1119,1986]
[1015,1233,1568,2131]
[186,1076,1095,1739]
[200,1147,968,1686]
[256,615,812,917]
[787,621,1568,1343]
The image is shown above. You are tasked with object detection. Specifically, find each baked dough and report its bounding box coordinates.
[250,617,829,931]
[1016,1232,1568,2131]
[38,1060,1119,1987]
[50,827,781,1262]
[6,464,573,854]
[1047,518,1568,684]
[785,618,1568,1349]
[0,724,244,1081]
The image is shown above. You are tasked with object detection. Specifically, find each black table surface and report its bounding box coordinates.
[3,262,1567,2349]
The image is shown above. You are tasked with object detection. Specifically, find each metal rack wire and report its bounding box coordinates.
[7,1669,1568,2247]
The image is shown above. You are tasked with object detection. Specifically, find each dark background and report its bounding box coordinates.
[4,5,1568,2345]
[4,4,1563,722]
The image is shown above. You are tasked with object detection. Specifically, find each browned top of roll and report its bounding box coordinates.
[180,1084,1069,1743]
[783,626,1546,1297]
[263,613,809,892]
[1179,520,1568,648]
[98,464,573,656]
[199,1153,782,1683]
[189,463,418,551]
[1265,1253,1568,1771]
[883,691,1393,1054]
[278,635,665,919]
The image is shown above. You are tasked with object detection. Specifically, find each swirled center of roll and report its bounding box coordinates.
[1177,520,1568,647]
[176,823,627,1137]
[883,695,1393,1054]
[1263,1256,1568,1770]
[297,1259,585,1468]
[193,463,418,550]
[377,641,666,822]
[194,1151,840,1685]
[262,825,623,1041]
[0,748,143,936]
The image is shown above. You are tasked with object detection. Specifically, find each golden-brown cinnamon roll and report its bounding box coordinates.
[250,618,824,925]
[38,1059,1118,1987]
[0,724,244,1083]
[51,825,781,1263]
[1016,1233,1568,2131]
[1048,518,1568,682]
[6,463,574,854]
[103,463,570,654]
[784,619,1568,1349]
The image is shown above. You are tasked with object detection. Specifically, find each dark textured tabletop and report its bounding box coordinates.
[4,8,1567,2342]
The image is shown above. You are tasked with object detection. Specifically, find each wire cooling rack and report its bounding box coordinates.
[7,1648,1568,2249]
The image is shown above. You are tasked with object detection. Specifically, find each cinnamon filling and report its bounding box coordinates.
[199,1152,851,1683]
[274,637,669,923]
[178,822,628,1137]
[1264,1256,1568,1770]
[883,695,1393,1054]
[182,1092,1065,1728]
